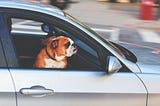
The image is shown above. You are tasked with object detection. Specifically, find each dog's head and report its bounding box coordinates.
[42,36,77,60]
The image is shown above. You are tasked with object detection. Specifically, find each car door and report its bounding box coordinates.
[9,70,147,106]
[4,11,147,106]
[0,14,17,106]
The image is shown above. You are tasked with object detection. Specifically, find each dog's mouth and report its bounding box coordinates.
[73,48,77,54]
[72,44,78,53]
[73,48,77,52]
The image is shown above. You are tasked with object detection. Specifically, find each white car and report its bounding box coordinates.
[0,1,159,106]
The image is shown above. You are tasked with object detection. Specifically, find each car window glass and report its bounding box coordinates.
[9,17,102,70]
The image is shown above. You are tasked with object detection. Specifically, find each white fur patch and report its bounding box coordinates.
[44,58,65,68]
[55,55,65,61]
[66,38,76,57]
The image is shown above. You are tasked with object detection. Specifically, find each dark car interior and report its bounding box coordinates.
[11,21,102,70]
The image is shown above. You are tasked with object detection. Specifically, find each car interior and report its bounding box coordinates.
[10,18,103,70]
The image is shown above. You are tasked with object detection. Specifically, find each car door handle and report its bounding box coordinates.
[20,86,54,97]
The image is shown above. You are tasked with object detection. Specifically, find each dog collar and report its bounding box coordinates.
[45,47,56,61]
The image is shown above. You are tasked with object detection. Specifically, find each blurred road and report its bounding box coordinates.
[65,0,160,50]
[65,0,160,64]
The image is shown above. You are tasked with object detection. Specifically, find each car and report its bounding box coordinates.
[0,1,159,106]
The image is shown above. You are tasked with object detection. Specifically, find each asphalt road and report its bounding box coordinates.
[79,22,160,51]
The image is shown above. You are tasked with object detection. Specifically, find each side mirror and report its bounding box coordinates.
[106,56,122,74]
[41,24,57,36]
[41,24,50,33]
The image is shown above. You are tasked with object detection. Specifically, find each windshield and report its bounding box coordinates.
[64,13,137,62]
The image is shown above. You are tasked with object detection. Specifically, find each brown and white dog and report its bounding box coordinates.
[34,36,77,68]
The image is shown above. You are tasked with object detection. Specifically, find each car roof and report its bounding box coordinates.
[0,0,64,16]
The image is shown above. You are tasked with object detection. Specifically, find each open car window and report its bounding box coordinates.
[9,18,103,70]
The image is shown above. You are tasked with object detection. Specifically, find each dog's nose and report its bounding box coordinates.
[72,43,77,48]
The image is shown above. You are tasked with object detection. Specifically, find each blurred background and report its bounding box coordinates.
[29,0,160,46]
[21,0,160,63]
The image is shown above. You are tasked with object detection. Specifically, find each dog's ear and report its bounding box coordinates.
[41,36,56,45]
[51,39,58,49]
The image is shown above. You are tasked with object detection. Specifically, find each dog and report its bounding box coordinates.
[34,36,77,68]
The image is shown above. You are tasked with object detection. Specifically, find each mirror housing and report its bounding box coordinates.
[106,56,122,74]
[41,24,50,33]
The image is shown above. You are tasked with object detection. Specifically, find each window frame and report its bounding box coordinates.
[2,8,106,71]
[0,39,7,67]
[0,12,18,68]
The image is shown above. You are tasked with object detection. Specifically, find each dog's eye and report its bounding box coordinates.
[65,42,70,49]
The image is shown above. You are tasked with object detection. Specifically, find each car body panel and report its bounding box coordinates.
[10,69,147,106]
[0,69,16,106]
[137,74,160,106]
[137,63,160,74]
